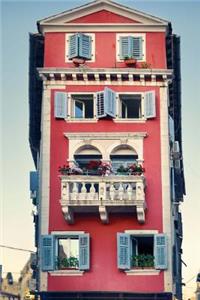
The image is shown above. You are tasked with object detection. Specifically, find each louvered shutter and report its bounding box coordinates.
[79,234,90,270]
[132,37,143,60]
[96,91,105,118]
[79,33,92,60]
[104,87,116,118]
[41,235,55,271]
[117,233,131,269]
[54,92,67,119]
[119,36,130,59]
[30,171,38,193]
[68,34,79,59]
[144,91,156,118]
[154,234,168,270]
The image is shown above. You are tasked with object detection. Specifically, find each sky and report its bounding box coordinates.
[1,0,200,299]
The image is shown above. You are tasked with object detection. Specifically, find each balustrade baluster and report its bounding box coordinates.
[110,183,115,201]
[118,183,124,201]
[127,183,132,201]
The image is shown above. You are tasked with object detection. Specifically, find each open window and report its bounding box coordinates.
[117,233,168,270]
[41,233,90,271]
[119,94,142,119]
[71,94,94,119]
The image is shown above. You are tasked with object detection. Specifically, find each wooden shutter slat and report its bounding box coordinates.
[144,91,156,119]
[41,235,55,271]
[132,37,143,60]
[79,34,92,60]
[79,234,90,270]
[104,87,116,118]
[54,92,67,119]
[154,234,168,270]
[68,34,79,59]
[117,233,131,270]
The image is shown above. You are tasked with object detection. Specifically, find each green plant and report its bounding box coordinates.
[131,254,154,268]
[57,256,79,269]
[117,165,128,173]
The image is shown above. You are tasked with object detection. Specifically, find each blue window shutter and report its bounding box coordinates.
[132,37,143,60]
[30,171,38,192]
[41,235,55,271]
[79,234,90,270]
[68,34,79,59]
[96,91,105,118]
[54,92,67,119]
[104,87,116,118]
[119,36,130,59]
[154,234,168,270]
[144,91,156,118]
[79,33,92,60]
[117,233,131,270]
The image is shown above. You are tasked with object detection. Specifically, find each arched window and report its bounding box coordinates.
[74,145,102,175]
[110,145,138,174]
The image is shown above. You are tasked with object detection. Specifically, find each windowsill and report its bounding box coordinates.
[114,118,146,123]
[49,270,84,276]
[66,118,98,123]
[125,269,160,276]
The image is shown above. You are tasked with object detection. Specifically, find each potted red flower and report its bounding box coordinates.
[128,163,145,175]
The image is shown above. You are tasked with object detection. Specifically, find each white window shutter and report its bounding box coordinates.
[132,37,143,60]
[54,92,68,119]
[68,34,79,59]
[79,234,90,270]
[41,235,55,271]
[144,91,156,118]
[119,36,130,59]
[96,91,105,118]
[154,234,168,270]
[79,33,92,60]
[104,87,116,118]
[117,233,131,270]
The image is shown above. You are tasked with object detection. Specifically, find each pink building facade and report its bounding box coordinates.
[29,1,185,299]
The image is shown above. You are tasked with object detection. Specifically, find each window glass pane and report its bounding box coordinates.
[58,238,79,269]
[120,95,141,118]
[74,154,102,175]
[110,155,138,173]
[75,101,83,118]
[72,95,94,118]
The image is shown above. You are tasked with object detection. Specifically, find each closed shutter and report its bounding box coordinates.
[154,234,168,270]
[144,91,156,118]
[117,233,131,269]
[79,33,92,60]
[119,36,130,59]
[169,115,175,141]
[68,34,79,59]
[104,87,116,118]
[30,171,38,192]
[96,91,105,118]
[79,234,90,270]
[41,235,55,271]
[54,92,68,119]
[132,37,143,60]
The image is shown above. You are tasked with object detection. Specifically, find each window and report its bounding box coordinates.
[66,33,95,62]
[116,33,146,62]
[117,233,168,270]
[110,145,138,174]
[72,94,94,119]
[41,233,90,271]
[118,91,156,120]
[120,94,142,119]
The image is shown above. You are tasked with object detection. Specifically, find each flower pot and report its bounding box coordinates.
[72,58,85,65]
[124,58,137,66]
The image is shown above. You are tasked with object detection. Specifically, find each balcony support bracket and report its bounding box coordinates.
[60,202,74,224]
[99,206,109,224]
[136,206,145,223]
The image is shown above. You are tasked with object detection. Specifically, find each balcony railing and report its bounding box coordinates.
[60,175,146,224]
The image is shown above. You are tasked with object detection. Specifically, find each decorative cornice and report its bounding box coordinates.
[38,67,172,85]
[64,132,147,140]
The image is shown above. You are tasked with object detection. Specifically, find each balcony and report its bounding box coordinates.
[60,175,146,224]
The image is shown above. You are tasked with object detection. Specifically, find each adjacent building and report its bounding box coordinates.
[29,1,185,299]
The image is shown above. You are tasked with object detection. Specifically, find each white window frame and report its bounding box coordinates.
[116,92,145,121]
[116,33,146,62]
[67,92,97,122]
[65,33,95,63]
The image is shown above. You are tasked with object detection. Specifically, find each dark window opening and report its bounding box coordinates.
[72,95,94,119]
[120,94,142,119]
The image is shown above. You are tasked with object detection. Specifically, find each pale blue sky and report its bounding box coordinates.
[1,0,200,298]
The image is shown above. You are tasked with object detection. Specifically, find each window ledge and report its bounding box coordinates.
[66,118,98,123]
[49,270,84,276]
[125,269,160,276]
[114,119,146,123]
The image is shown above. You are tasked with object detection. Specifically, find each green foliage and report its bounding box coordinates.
[131,254,154,268]
[57,256,79,269]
